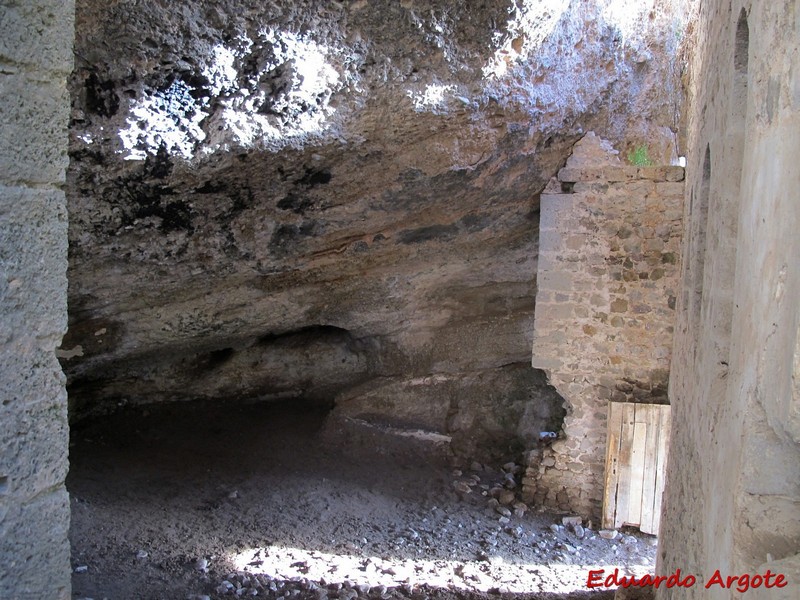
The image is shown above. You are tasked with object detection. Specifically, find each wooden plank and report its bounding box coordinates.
[639,404,660,533]
[651,405,672,535]
[626,416,647,526]
[614,403,635,529]
[602,402,624,529]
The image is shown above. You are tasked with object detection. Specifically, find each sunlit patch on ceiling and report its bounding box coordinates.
[602,0,656,44]
[119,78,208,161]
[207,29,342,151]
[119,29,344,160]
[205,44,238,96]
[482,0,570,79]
[407,83,457,113]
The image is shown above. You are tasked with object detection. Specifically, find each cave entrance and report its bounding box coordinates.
[67,397,656,600]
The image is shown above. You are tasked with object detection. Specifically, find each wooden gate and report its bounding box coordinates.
[602,402,671,535]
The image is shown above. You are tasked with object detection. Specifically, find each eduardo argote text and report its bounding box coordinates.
[586,567,789,592]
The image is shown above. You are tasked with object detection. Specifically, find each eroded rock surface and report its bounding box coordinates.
[62,0,688,460]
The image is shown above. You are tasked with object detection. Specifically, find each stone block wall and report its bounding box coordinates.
[527,134,683,519]
[0,1,74,598]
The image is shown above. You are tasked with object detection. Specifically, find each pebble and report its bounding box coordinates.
[498,489,516,505]
[195,558,209,572]
[573,524,586,538]
[74,565,88,573]
[136,550,148,559]
[453,481,472,494]
[470,461,483,472]
[510,526,524,538]
[621,535,638,545]
[498,516,510,524]
[495,505,512,517]
[562,515,583,528]
[549,524,561,534]
[599,529,618,540]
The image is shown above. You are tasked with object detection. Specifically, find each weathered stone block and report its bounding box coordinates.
[0,390,68,500]
[656,182,685,197]
[637,166,669,181]
[538,271,573,292]
[0,186,68,342]
[0,487,71,600]
[0,75,70,184]
[543,303,575,319]
[0,1,75,73]
[538,228,564,250]
[610,298,629,312]
[664,166,685,182]
[530,355,562,370]
[558,167,599,182]
[603,166,640,182]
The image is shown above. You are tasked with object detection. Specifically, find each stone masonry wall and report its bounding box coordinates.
[527,134,683,520]
[0,1,75,598]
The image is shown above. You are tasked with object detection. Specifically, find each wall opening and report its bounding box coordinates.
[690,145,711,331]
[715,8,749,358]
[733,9,750,102]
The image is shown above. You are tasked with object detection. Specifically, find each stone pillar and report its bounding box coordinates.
[530,133,683,519]
[0,1,75,598]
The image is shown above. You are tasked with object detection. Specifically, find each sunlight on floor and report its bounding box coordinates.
[230,545,652,594]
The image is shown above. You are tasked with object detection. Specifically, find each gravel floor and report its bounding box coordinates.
[67,401,656,600]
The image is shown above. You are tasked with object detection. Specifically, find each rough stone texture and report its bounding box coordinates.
[750,554,800,600]
[529,133,683,519]
[61,0,689,462]
[656,0,800,598]
[0,0,74,597]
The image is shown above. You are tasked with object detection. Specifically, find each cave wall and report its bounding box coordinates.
[656,0,800,597]
[61,0,689,461]
[0,1,74,598]
[527,133,684,519]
